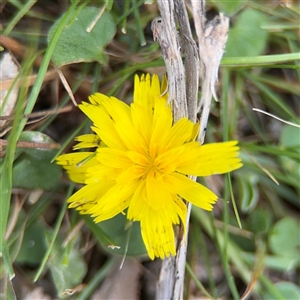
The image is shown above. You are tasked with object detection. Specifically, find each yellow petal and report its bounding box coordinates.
[73,134,100,150]
[97,147,132,169]
[127,180,146,221]
[91,125,126,151]
[131,103,152,147]
[154,146,184,174]
[117,166,145,185]
[134,74,161,109]
[164,117,196,149]
[114,120,146,153]
[96,94,131,122]
[68,181,113,209]
[127,151,148,166]
[96,95,147,152]
[173,196,187,233]
[145,172,173,210]
[150,98,172,156]
[88,92,110,107]
[91,181,138,221]
[140,207,177,259]
[56,152,96,183]
[133,74,150,108]
[176,141,242,176]
[93,197,131,222]
[164,173,217,211]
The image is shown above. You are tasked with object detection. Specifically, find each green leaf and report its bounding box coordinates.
[248,209,272,235]
[15,219,47,264]
[48,6,116,67]
[225,9,269,57]
[11,131,62,191]
[47,234,87,298]
[269,217,300,260]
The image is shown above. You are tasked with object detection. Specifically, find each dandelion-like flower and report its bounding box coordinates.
[57,74,242,259]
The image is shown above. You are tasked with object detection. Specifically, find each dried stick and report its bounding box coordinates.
[172,1,199,299]
[153,0,229,299]
[191,0,229,143]
[152,3,185,298]
[153,1,198,299]
[174,0,199,123]
[151,1,187,121]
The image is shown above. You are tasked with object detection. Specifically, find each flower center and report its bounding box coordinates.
[128,150,165,179]
[145,155,159,176]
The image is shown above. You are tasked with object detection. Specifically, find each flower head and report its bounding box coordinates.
[57,74,242,259]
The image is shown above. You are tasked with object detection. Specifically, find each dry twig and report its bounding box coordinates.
[153,0,229,298]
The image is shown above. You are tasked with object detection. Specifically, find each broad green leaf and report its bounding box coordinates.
[11,131,62,191]
[269,217,300,259]
[48,6,116,67]
[248,209,272,235]
[225,9,269,57]
[15,219,47,264]
[47,234,87,298]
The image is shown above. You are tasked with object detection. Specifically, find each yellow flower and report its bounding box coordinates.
[57,74,242,259]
